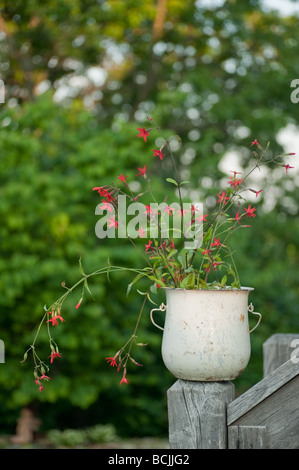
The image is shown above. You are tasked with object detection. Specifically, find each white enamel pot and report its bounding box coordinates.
[150,287,261,381]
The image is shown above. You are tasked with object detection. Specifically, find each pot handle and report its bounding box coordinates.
[248,303,262,333]
[150,303,166,331]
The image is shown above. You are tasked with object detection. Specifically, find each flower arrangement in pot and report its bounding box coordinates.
[24,119,295,390]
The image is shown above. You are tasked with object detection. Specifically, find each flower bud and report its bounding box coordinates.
[21,351,28,363]
[130,357,143,367]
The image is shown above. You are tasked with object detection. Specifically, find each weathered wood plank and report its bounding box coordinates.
[263,333,299,376]
[227,358,298,425]
[228,425,267,449]
[228,376,299,449]
[167,380,234,449]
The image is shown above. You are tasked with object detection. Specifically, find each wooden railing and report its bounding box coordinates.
[167,334,299,449]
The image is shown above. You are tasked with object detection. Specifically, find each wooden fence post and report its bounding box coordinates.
[167,380,235,449]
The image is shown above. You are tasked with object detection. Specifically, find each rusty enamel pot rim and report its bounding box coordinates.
[162,286,254,292]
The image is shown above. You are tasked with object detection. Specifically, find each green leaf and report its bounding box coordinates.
[197,278,207,289]
[227,268,236,278]
[146,292,157,305]
[179,272,195,289]
[84,278,94,299]
[106,258,112,283]
[165,177,178,186]
[137,289,148,296]
[167,249,177,259]
[150,283,157,294]
[126,272,147,296]
[184,266,194,273]
[203,226,213,244]
[78,257,85,276]
[221,275,227,285]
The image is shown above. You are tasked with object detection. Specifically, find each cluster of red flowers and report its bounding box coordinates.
[30,125,295,391]
[105,355,129,385]
[34,311,65,391]
[34,373,51,393]
[105,352,143,385]
[99,130,295,385]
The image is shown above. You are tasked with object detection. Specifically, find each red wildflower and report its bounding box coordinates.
[145,240,153,252]
[169,239,175,249]
[191,204,199,215]
[39,374,51,381]
[152,149,165,160]
[194,214,208,223]
[117,173,128,183]
[92,186,106,195]
[164,206,174,215]
[283,164,294,174]
[38,385,46,392]
[250,139,259,147]
[137,226,146,237]
[93,187,116,202]
[75,298,83,309]
[137,127,150,142]
[137,166,147,176]
[46,314,65,326]
[120,370,129,385]
[100,200,114,213]
[212,262,222,270]
[106,356,118,368]
[244,205,256,217]
[211,238,222,247]
[176,208,189,215]
[202,248,211,256]
[234,211,242,223]
[48,351,62,364]
[204,261,222,273]
[107,215,118,228]
[144,204,154,214]
[103,191,116,203]
[217,191,230,205]
[227,176,242,189]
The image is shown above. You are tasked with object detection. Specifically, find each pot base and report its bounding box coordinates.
[171,369,247,382]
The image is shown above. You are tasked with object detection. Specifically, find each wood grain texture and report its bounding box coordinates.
[167,380,234,449]
[228,376,299,448]
[228,425,267,449]
[228,334,299,449]
[227,358,298,425]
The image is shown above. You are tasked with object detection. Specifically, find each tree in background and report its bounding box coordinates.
[0,0,299,437]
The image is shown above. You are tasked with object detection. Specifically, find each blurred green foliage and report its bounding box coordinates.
[47,423,118,447]
[0,0,299,437]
